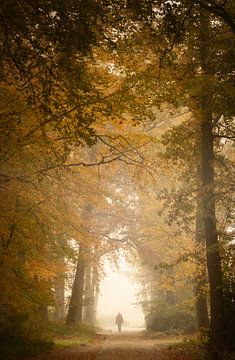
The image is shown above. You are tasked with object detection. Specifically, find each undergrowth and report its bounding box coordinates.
[50,321,97,350]
[0,316,97,359]
[165,333,235,360]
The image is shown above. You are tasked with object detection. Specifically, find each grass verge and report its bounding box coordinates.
[51,322,97,350]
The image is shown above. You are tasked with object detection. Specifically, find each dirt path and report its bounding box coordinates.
[95,330,168,360]
[31,330,194,360]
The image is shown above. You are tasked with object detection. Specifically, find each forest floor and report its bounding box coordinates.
[29,330,205,360]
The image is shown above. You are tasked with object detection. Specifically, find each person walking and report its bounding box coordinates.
[115,312,124,333]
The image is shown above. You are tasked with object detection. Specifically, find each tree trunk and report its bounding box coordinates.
[195,169,210,330]
[165,290,175,306]
[83,265,95,324]
[93,267,100,324]
[200,114,225,343]
[54,273,65,321]
[54,258,65,321]
[66,246,85,325]
[199,9,225,344]
[84,264,99,325]
[38,305,48,320]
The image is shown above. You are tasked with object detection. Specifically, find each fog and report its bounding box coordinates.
[97,256,145,330]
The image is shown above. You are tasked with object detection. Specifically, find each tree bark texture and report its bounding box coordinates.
[66,246,85,324]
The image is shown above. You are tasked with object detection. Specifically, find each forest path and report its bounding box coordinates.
[31,330,192,360]
[94,330,167,360]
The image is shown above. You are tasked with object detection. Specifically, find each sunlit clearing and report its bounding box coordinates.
[97,256,145,331]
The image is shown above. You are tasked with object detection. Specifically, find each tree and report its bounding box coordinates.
[196,8,224,344]
[66,246,85,324]
[120,0,235,347]
[1,1,234,355]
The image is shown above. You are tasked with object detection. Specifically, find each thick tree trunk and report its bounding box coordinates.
[54,258,65,321]
[199,9,225,344]
[165,290,175,306]
[93,267,100,324]
[195,171,210,330]
[94,283,99,322]
[38,305,48,320]
[66,246,85,325]
[84,265,99,325]
[83,265,95,324]
[200,114,225,343]
[54,273,65,321]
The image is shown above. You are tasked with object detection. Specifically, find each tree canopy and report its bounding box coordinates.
[0,1,234,358]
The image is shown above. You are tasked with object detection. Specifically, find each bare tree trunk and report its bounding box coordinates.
[38,305,48,320]
[200,114,225,343]
[54,274,65,321]
[66,246,85,325]
[83,264,95,324]
[93,267,100,324]
[195,169,210,330]
[165,290,176,306]
[199,9,225,344]
[54,258,65,321]
[84,264,99,325]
